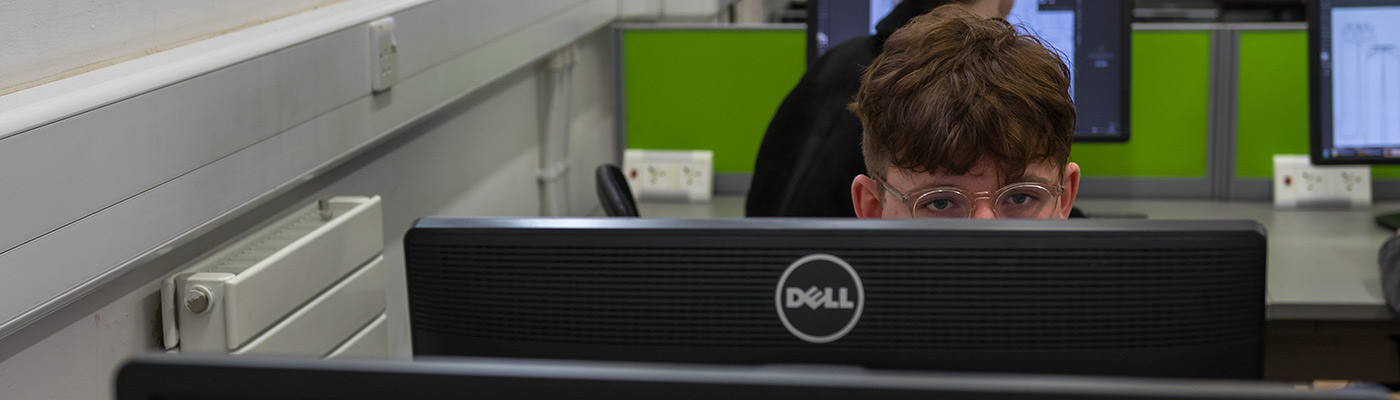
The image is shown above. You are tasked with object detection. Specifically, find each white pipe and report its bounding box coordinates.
[538,45,577,216]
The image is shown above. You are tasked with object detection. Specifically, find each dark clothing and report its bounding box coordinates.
[745,1,944,217]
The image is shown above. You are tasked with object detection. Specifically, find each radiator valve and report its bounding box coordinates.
[184,286,213,314]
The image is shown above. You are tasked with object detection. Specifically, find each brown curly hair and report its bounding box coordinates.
[850,3,1075,185]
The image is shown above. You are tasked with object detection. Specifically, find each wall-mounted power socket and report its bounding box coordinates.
[369,17,398,93]
[1273,154,1370,209]
[622,149,713,202]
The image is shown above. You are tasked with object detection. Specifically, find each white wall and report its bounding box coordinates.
[731,0,792,22]
[0,0,650,397]
[0,27,617,397]
[0,0,619,339]
[621,0,740,21]
[0,0,334,94]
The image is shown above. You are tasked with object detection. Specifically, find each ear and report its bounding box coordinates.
[852,175,886,219]
[1058,162,1081,219]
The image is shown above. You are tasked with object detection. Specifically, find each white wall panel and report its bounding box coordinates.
[0,0,701,394]
[565,28,622,215]
[0,0,619,340]
[327,313,389,359]
[0,0,429,137]
[619,0,663,19]
[393,0,572,79]
[0,25,370,257]
[663,0,729,20]
[0,24,620,396]
[0,0,333,93]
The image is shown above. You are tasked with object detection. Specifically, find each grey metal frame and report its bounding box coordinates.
[1210,30,1242,200]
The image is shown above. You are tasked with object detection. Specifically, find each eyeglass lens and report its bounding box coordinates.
[911,185,1057,218]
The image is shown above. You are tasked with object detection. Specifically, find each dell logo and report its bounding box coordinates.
[775,254,864,344]
[785,286,856,310]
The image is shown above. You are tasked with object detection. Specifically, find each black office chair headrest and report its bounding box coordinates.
[596,164,640,217]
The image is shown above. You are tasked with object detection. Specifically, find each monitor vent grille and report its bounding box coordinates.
[407,244,1262,351]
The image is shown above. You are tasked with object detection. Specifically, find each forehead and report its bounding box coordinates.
[886,159,1059,190]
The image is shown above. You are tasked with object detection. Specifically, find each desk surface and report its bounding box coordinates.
[1076,199,1400,321]
[634,196,1400,321]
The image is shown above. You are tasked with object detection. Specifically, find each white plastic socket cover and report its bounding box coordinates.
[369,17,398,92]
[623,149,714,202]
[1273,154,1371,208]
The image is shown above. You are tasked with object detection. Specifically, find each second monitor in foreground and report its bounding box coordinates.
[405,218,1266,379]
[121,355,1379,400]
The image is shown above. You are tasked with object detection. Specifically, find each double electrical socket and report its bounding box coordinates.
[1273,155,1370,208]
[622,149,713,202]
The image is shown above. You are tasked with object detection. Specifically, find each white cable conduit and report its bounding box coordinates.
[538,45,578,217]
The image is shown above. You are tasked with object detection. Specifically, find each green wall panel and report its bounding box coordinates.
[1070,31,1211,178]
[1235,31,1400,179]
[623,29,805,174]
[1236,31,1310,178]
[625,29,1393,181]
[1377,163,1400,179]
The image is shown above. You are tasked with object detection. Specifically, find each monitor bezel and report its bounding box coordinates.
[1071,0,1134,143]
[1308,0,1400,165]
[116,355,1384,400]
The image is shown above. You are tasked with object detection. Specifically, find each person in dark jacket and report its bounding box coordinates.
[746,0,1015,217]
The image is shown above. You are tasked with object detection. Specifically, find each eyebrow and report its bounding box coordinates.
[910,175,1057,192]
[1015,175,1057,187]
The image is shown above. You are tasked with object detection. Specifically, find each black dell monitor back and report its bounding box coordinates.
[405,218,1266,379]
[118,355,1383,400]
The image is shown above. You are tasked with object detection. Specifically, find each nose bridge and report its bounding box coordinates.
[969,194,997,219]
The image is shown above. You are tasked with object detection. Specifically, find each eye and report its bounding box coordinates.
[1001,189,1046,208]
[928,199,954,211]
[918,196,962,213]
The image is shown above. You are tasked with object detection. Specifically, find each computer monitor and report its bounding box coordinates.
[806,0,1131,141]
[806,0,898,62]
[118,355,1385,400]
[405,218,1266,379]
[1309,0,1400,164]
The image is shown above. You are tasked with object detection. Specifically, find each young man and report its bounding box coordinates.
[746,0,1015,217]
[848,4,1080,219]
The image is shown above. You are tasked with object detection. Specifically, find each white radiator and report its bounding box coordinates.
[161,196,387,358]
